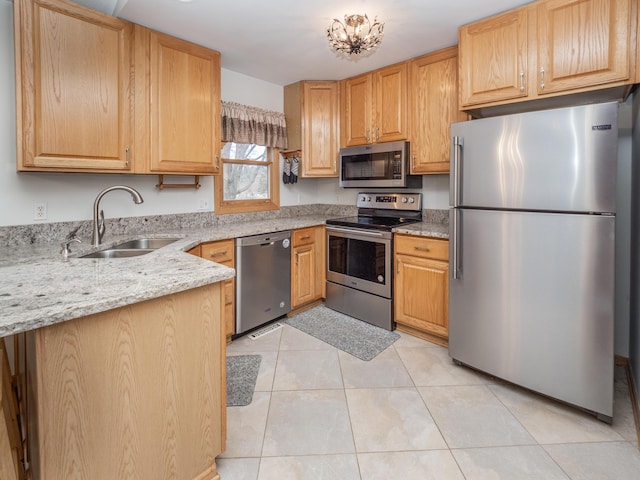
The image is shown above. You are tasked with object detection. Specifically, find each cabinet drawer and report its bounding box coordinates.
[395,235,448,261]
[293,227,316,247]
[201,240,234,263]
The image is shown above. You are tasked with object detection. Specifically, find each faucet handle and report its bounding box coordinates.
[65,225,81,240]
[98,210,105,240]
[60,237,82,257]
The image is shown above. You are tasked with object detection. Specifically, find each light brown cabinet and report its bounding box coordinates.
[291,226,326,309]
[14,0,221,175]
[341,63,408,146]
[199,239,236,340]
[14,0,134,172]
[1,340,22,480]
[134,26,221,175]
[284,81,340,177]
[22,285,226,480]
[459,0,635,111]
[408,47,468,174]
[394,235,449,346]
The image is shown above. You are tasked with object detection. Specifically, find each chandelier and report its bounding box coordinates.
[327,14,385,56]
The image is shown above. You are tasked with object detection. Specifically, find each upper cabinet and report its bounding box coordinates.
[134,27,221,175]
[341,63,408,146]
[408,47,468,174]
[459,0,635,111]
[284,81,340,177]
[14,0,134,172]
[458,8,529,107]
[536,0,631,94]
[14,0,221,175]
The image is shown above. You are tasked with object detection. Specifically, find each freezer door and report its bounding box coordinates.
[450,102,618,213]
[449,208,615,418]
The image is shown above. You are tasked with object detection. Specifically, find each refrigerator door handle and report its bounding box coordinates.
[451,208,460,280]
[450,136,463,207]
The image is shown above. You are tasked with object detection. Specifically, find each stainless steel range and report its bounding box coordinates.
[325,192,422,330]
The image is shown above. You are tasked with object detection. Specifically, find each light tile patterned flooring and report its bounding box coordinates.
[218,323,640,480]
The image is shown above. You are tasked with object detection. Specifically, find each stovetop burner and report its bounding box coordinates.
[326,215,421,231]
[326,192,423,232]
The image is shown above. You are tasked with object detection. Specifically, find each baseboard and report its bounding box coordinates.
[287,299,324,317]
[616,355,640,446]
[395,323,448,348]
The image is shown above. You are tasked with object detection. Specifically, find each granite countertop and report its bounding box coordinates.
[393,221,449,239]
[0,214,448,337]
[0,215,330,337]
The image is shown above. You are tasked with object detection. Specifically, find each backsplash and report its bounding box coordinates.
[0,205,448,247]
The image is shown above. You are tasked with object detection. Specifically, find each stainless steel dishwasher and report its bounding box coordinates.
[235,230,291,335]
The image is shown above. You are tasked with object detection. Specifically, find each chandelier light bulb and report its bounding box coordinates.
[327,13,385,57]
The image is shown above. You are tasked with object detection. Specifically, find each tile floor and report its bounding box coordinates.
[218,323,640,480]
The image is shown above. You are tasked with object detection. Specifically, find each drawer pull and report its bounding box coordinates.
[210,250,228,257]
[414,246,431,252]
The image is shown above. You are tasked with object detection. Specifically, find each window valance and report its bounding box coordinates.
[221,101,288,150]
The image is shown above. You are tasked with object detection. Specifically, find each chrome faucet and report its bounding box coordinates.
[92,185,144,246]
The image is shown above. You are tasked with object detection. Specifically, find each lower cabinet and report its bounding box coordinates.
[291,226,326,310]
[198,239,236,341]
[20,285,226,480]
[394,234,449,346]
[1,339,22,480]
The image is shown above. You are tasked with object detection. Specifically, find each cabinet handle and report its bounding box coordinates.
[210,250,227,257]
[366,128,371,143]
[125,146,130,167]
[519,71,525,92]
[215,155,220,170]
[414,245,431,252]
[376,127,379,141]
[295,252,299,265]
[300,235,311,240]
[333,158,337,173]
[540,67,545,90]
[412,154,416,171]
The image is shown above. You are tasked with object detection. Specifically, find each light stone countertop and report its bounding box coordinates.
[393,221,449,239]
[0,214,448,337]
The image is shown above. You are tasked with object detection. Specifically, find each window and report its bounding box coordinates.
[214,142,280,214]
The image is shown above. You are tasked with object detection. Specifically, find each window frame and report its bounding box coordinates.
[213,141,280,214]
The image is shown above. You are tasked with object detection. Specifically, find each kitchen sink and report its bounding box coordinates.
[80,237,181,258]
[111,238,180,250]
[81,248,155,258]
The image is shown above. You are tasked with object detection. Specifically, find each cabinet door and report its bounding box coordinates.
[536,0,631,94]
[458,8,528,107]
[302,82,339,177]
[292,244,317,309]
[341,74,373,146]
[374,63,408,143]
[395,254,449,339]
[149,31,221,174]
[409,47,467,174]
[15,0,133,172]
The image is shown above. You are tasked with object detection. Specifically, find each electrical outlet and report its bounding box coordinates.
[198,199,210,210]
[33,203,47,220]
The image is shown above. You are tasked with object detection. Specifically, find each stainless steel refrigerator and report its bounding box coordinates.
[449,102,618,422]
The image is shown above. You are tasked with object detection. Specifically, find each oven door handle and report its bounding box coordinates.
[326,226,388,238]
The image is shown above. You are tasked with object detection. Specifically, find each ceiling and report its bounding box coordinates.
[73,0,531,86]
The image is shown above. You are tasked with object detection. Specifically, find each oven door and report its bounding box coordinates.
[326,226,392,299]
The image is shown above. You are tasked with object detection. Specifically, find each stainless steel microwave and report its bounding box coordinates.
[339,141,422,188]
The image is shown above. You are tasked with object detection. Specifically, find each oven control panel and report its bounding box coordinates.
[356,192,422,211]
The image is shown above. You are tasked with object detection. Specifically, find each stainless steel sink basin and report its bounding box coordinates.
[81,248,155,259]
[112,238,180,250]
[80,237,181,258]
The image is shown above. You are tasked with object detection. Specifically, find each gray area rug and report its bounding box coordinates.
[285,306,400,361]
[226,354,261,407]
